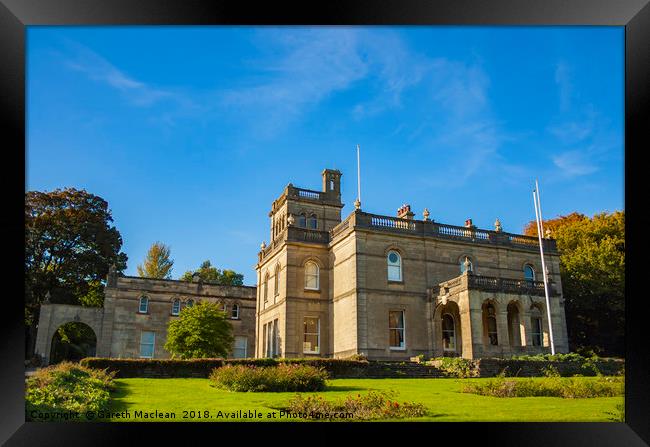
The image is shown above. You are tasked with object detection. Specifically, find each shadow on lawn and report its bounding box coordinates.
[106,380,132,415]
[324,385,368,392]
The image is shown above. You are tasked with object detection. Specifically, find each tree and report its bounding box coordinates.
[25,188,128,358]
[164,301,234,359]
[137,242,174,279]
[523,211,625,356]
[180,260,244,285]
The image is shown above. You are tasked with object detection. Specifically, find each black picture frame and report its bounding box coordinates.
[2,0,648,445]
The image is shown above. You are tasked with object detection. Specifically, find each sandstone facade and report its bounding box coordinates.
[256,169,569,360]
[35,275,256,364]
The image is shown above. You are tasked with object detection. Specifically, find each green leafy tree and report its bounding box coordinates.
[25,188,128,358]
[164,301,235,359]
[523,211,625,356]
[180,260,244,285]
[137,242,174,279]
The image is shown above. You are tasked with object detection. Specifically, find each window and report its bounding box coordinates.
[186,299,194,308]
[263,320,279,358]
[305,261,319,290]
[138,296,149,313]
[298,213,307,228]
[531,307,543,346]
[233,336,247,358]
[387,250,402,282]
[485,303,498,346]
[139,331,155,358]
[460,257,473,273]
[442,314,456,351]
[171,299,180,316]
[524,264,535,284]
[308,214,318,229]
[303,317,320,354]
[389,310,405,349]
[231,304,239,319]
[274,264,280,296]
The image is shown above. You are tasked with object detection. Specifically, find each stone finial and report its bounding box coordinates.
[423,208,430,221]
[464,218,474,228]
[354,199,361,210]
[494,218,502,232]
[287,214,295,226]
[260,241,267,250]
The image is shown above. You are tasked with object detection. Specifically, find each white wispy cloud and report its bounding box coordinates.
[63,40,179,107]
[552,150,599,176]
[554,62,573,112]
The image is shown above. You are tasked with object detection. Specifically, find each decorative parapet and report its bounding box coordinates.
[353,211,557,253]
[433,273,560,298]
[258,226,330,263]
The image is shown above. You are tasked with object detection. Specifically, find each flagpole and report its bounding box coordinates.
[355,144,362,211]
[533,180,556,355]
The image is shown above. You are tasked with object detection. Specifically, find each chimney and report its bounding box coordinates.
[464,218,474,228]
[397,204,415,220]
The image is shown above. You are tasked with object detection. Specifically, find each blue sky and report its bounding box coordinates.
[27,26,624,285]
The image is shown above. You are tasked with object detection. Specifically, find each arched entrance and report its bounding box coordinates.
[49,322,97,364]
[434,301,462,357]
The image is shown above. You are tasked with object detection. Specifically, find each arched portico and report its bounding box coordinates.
[34,304,104,365]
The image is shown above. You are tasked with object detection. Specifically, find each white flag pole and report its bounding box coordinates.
[533,179,556,355]
[357,144,361,204]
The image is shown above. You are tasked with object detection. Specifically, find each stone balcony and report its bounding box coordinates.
[433,272,561,298]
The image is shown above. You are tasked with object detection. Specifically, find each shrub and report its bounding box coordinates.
[25,362,115,421]
[209,364,328,392]
[286,390,426,421]
[461,373,624,398]
[432,357,477,378]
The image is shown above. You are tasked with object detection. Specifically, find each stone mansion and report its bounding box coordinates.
[256,169,568,360]
[34,168,568,364]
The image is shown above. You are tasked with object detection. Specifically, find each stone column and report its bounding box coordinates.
[521,310,533,347]
[496,308,510,355]
[34,304,53,365]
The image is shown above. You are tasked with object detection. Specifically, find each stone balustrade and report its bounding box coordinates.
[436,272,559,297]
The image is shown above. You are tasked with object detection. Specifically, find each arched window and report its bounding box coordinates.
[442,314,456,351]
[171,299,180,316]
[231,304,239,319]
[139,296,149,314]
[304,261,320,290]
[186,299,194,308]
[387,250,402,282]
[274,264,280,296]
[485,303,498,346]
[308,214,318,229]
[524,264,535,284]
[531,306,543,346]
[460,256,473,274]
[298,213,307,228]
[263,273,269,302]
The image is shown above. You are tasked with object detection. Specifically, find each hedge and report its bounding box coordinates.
[79,357,369,378]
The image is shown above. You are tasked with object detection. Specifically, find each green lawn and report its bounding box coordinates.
[104,377,623,422]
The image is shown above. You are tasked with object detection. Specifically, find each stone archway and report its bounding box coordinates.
[49,321,97,364]
[34,304,104,365]
[434,301,462,357]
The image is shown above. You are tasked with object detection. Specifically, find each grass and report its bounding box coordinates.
[104,377,623,422]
